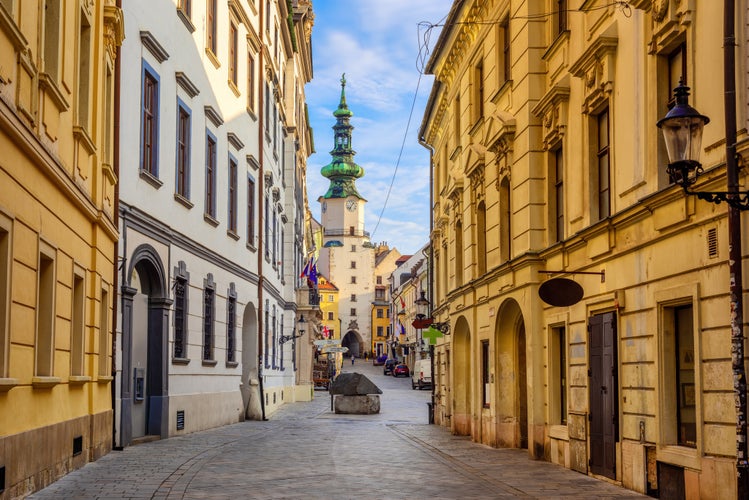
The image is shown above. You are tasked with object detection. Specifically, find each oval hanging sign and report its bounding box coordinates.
[538,277,584,307]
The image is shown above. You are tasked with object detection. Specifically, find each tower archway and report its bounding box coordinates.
[341,330,363,358]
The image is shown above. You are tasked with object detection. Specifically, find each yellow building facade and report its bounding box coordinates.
[0,0,123,496]
[420,1,748,497]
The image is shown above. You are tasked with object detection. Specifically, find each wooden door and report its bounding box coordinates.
[588,312,618,479]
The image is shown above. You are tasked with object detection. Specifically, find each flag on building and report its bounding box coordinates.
[400,295,405,310]
[399,320,405,336]
[322,325,330,338]
[300,258,310,278]
[308,259,318,286]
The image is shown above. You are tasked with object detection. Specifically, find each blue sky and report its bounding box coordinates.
[304,1,453,256]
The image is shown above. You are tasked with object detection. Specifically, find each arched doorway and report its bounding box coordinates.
[341,330,362,358]
[452,316,472,436]
[241,302,261,420]
[121,244,170,446]
[495,298,527,449]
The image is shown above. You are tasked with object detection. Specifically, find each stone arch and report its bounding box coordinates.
[452,315,472,436]
[120,244,171,446]
[341,330,363,357]
[494,298,527,449]
[241,302,261,420]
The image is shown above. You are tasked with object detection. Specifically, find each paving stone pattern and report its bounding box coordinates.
[30,363,646,499]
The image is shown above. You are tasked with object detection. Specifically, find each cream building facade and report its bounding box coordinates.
[420,1,749,497]
[116,0,314,447]
[0,0,123,496]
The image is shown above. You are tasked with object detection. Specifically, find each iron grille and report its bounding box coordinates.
[227,297,236,362]
[203,288,214,360]
[174,277,186,358]
[176,410,185,430]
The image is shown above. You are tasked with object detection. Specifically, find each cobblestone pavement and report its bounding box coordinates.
[30,362,646,499]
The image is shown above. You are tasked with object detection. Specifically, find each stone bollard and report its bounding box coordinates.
[329,372,382,415]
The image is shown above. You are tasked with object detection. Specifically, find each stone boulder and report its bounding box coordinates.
[329,372,382,396]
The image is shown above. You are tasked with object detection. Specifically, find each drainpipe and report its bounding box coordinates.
[257,0,267,421]
[111,0,122,449]
[418,134,435,425]
[723,1,748,497]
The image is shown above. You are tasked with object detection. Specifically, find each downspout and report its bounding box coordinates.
[723,0,748,496]
[111,0,122,449]
[257,0,267,421]
[420,139,435,425]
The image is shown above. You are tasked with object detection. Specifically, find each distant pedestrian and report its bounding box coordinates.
[351,355,355,365]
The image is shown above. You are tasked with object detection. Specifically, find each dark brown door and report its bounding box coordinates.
[589,312,618,479]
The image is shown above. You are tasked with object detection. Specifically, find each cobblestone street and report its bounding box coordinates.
[30,362,646,499]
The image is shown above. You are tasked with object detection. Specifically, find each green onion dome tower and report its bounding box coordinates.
[320,74,365,200]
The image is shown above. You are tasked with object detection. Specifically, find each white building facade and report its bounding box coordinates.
[116,0,314,447]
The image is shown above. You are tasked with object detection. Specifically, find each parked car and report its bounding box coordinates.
[411,358,432,390]
[383,358,397,375]
[393,364,410,378]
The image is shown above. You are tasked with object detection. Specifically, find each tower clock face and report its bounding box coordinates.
[346,199,357,212]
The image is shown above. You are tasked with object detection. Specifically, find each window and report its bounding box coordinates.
[552,147,564,242]
[377,326,384,337]
[551,325,567,425]
[500,178,511,261]
[351,245,356,252]
[501,16,511,83]
[227,293,236,363]
[376,276,382,285]
[350,308,356,316]
[98,286,109,376]
[455,220,463,287]
[0,218,10,377]
[43,0,62,81]
[178,0,191,17]
[202,281,215,361]
[271,306,277,368]
[351,276,356,284]
[264,305,269,367]
[663,304,696,447]
[205,131,217,218]
[668,43,687,104]
[173,274,188,359]
[350,261,356,269]
[454,93,461,147]
[349,226,355,236]
[141,63,160,176]
[476,201,487,275]
[482,340,490,408]
[247,176,255,245]
[350,294,356,302]
[229,21,238,86]
[206,0,217,54]
[36,244,56,377]
[228,155,238,233]
[376,308,383,319]
[596,108,610,220]
[247,53,255,111]
[554,0,567,37]
[328,295,334,302]
[71,271,85,377]
[176,101,191,198]
[473,60,484,122]
[76,9,91,129]
[328,312,334,320]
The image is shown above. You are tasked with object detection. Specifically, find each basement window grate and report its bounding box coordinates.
[177,410,185,430]
[73,436,83,456]
[707,227,718,258]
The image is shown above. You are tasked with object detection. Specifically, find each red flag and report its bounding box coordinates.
[400,295,405,309]
[299,259,310,278]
